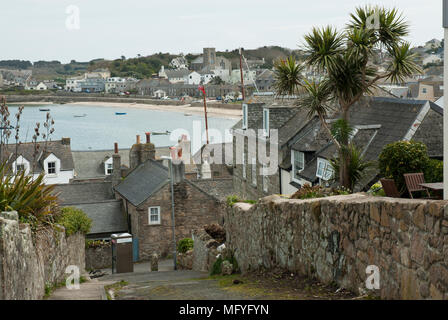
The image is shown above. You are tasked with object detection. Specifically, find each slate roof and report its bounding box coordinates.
[114,159,169,206]
[165,69,190,79]
[288,97,436,189]
[188,178,234,202]
[53,181,115,204]
[72,147,171,179]
[2,140,74,174]
[53,182,127,237]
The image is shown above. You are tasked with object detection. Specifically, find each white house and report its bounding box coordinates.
[229,69,257,85]
[105,77,127,93]
[65,77,83,92]
[6,138,75,185]
[423,54,442,66]
[185,71,202,85]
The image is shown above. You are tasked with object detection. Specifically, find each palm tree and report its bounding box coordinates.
[273,6,421,189]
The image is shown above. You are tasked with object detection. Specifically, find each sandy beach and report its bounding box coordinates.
[68,101,242,120]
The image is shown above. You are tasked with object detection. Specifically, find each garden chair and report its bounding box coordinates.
[380,179,402,198]
[403,173,432,199]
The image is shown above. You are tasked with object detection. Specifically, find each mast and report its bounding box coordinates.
[199,85,209,144]
[239,47,245,100]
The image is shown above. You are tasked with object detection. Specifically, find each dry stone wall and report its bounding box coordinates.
[225,194,448,300]
[0,211,85,300]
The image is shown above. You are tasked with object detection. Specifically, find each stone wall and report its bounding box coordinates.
[225,194,448,300]
[0,212,85,300]
[86,245,112,270]
[191,229,220,272]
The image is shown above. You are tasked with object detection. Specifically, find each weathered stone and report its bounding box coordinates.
[410,233,425,266]
[370,204,380,223]
[413,205,426,230]
[419,282,430,298]
[221,260,233,275]
[151,253,159,271]
[400,268,421,300]
[400,248,411,267]
[380,210,390,228]
[430,283,444,300]
[0,211,18,221]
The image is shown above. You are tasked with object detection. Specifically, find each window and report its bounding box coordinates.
[16,164,25,173]
[263,108,269,137]
[47,162,56,174]
[106,163,113,175]
[262,165,269,193]
[291,151,305,181]
[316,158,334,181]
[242,103,248,129]
[148,207,161,225]
[422,88,427,94]
[251,157,257,186]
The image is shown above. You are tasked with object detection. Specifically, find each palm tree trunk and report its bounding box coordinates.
[339,107,351,189]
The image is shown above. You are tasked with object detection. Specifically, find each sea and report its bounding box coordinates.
[6,104,238,153]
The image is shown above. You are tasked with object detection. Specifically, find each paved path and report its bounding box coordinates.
[47,278,113,300]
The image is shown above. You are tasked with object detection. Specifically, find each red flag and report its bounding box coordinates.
[198,85,206,95]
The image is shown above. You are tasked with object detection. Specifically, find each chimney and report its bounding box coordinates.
[171,161,185,184]
[200,157,212,180]
[61,137,71,145]
[129,132,156,169]
[112,142,121,187]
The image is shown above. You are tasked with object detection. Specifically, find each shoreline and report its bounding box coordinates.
[12,100,242,120]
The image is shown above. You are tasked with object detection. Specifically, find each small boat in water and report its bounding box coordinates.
[74,114,87,118]
[115,112,127,115]
[152,130,171,136]
[184,113,192,116]
[39,108,50,112]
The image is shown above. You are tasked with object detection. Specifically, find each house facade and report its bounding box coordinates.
[3,138,75,184]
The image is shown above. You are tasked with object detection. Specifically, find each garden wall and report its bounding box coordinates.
[225,194,448,300]
[191,229,220,272]
[0,211,85,300]
[86,245,112,270]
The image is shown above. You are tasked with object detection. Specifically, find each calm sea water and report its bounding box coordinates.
[7,104,238,153]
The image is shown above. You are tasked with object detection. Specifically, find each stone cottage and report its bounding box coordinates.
[113,133,229,261]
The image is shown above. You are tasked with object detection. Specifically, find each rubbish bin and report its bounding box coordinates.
[111,233,134,274]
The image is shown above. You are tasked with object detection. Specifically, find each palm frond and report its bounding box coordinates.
[273,56,304,96]
[386,42,422,83]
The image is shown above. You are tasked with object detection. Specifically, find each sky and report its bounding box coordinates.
[0,0,443,63]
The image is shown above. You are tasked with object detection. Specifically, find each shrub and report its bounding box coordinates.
[210,257,223,275]
[378,141,430,193]
[57,207,92,236]
[204,224,226,243]
[177,238,194,254]
[0,161,59,228]
[424,159,443,183]
[291,185,350,200]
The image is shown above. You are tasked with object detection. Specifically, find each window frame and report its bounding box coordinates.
[148,206,161,225]
[106,163,113,175]
[291,150,305,182]
[316,158,334,181]
[47,161,56,175]
[16,163,25,174]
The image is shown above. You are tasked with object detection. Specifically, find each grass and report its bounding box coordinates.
[104,280,128,300]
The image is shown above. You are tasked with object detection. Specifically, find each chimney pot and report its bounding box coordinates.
[145,132,151,143]
[114,142,118,154]
[136,135,141,144]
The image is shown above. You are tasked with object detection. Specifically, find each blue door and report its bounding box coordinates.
[133,238,139,262]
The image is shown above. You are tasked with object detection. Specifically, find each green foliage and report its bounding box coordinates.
[0,161,59,227]
[330,144,375,190]
[378,140,430,192]
[273,56,304,95]
[86,239,110,249]
[424,159,443,183]
[57,207,92,236]
[226,195,257,207]
[177,238,194,254]
[210,257,223,276]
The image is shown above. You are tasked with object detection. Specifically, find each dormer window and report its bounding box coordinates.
[316,158,334,181]
[47,162,56,174]
[106,163,113,175]
[291,151,305,182]
[263,108,269,137]
[16,164,25,173]
[242,103,248,129]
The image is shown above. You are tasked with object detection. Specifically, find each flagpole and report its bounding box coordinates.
[239,47,245,100]
[200,85,209,145]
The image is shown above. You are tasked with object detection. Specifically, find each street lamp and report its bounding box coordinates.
[161,156,177,270]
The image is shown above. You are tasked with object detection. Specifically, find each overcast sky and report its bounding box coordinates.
[0,0,443,63]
